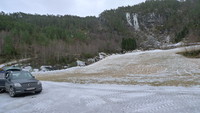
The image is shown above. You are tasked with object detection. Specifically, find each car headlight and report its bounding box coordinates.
[14,83,22,87]
[37,81,42,85]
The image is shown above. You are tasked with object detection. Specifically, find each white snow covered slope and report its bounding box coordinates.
[0,81,200,113]
[0,58,31,68]
[34,45,200,86]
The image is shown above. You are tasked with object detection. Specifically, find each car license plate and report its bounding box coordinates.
[26,87,35,90]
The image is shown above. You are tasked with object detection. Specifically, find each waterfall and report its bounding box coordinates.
[133,13,140,31]
[126,13,133,26]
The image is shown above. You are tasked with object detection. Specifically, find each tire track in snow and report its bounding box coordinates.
[120,92,200,113]
[1,82,200,113]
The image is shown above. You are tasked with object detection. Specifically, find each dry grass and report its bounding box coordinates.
[177,50,200,58]
[177,46,200,58]
[36,72,200,87]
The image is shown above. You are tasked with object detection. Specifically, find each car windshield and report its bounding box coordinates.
[11,72,33,79]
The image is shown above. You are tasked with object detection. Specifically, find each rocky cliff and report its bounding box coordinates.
[100,0,200,49]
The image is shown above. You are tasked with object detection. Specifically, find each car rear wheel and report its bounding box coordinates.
[9,87,16,97]
[0,89,5,93]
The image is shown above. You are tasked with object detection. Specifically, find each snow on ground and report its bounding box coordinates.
[1,46,200,113]
[0,81,200,113]
[35,45,200,75]
[34,45,200,86]
[0,58,31,68]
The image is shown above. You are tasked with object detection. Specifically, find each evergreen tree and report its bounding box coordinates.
[121,38,137,51]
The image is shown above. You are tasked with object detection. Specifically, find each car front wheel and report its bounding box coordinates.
[9,87,16,97]
[35,90,42,94]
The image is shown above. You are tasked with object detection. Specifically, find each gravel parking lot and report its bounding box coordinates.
[1,81,200,113]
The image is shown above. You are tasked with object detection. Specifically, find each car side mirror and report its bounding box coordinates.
[5,74,10,80]
[32,76,35,78]
[5,75,8,79]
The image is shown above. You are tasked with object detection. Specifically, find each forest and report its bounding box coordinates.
[0,0,199,66]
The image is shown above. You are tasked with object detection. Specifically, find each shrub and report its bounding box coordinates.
[121,38,137,51]
[181,50,200,58]
[175,27,189,43]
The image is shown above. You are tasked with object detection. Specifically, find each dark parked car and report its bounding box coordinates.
[0,66,22,93]
[0,71,5,92]
[4,71,42,97]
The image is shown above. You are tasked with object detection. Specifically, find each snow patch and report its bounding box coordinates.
[76,60,85,66]
[0,58,31,68]
[22,66,32,72]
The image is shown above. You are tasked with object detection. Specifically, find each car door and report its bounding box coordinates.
[5,72,12,91]
[0,73,5,89]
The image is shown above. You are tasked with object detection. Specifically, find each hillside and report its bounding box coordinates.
[35,45,200,86]
[0,0,200,66]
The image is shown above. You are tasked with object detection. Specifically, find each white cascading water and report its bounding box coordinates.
[133,13,140,31]
[126,12,133,26]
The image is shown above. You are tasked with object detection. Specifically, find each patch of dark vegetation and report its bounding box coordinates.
[178,50,200,58]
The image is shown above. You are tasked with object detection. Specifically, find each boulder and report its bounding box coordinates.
[33,69,39,72]
[85,58,96,65]
[99,52,107,60]
[22,66,32,72]
[76,60,85,66]
[40,66,53,72]
[63,66,68,69]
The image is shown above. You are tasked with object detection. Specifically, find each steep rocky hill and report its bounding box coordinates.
[99,0,200,49]
[0,0,199,65]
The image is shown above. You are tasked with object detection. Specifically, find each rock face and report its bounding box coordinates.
[99,0,200,50]
[140,35,161,49]
[126,13,140,31]
[126,12,165,31]
[126,11,172,49]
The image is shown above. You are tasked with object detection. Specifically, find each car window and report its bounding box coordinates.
[11,72,33,79]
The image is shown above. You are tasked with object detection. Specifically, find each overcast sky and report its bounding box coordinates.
[0,0,145,17]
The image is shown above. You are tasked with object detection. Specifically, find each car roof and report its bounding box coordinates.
[3,66,21,71]
[10,70,29,73]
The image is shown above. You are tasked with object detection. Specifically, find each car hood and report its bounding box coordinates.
[11,79,38,84]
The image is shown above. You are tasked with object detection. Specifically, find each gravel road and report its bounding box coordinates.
[1,81,200,113]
